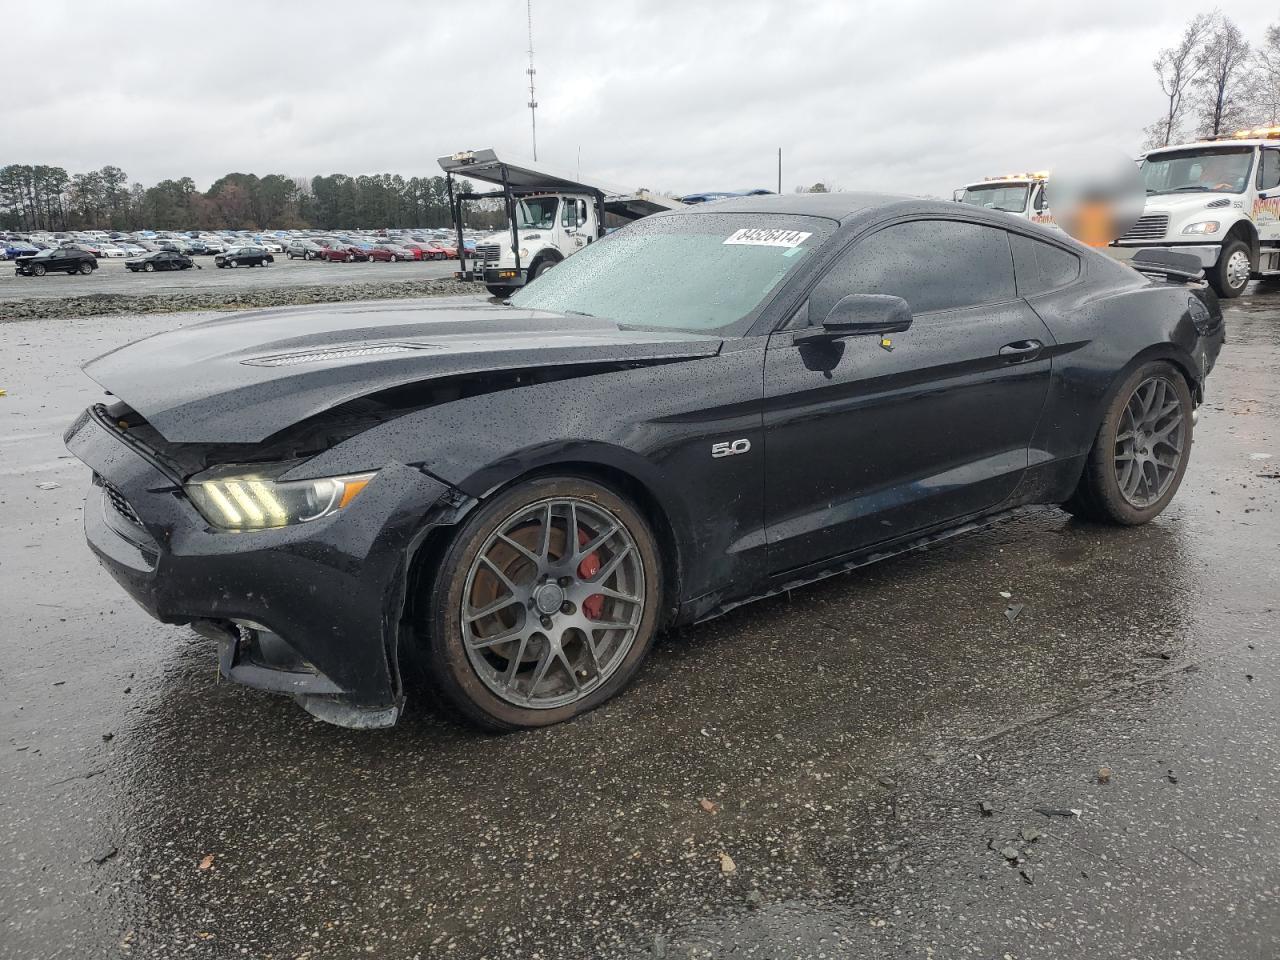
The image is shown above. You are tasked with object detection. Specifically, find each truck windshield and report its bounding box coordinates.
[508,213,833,335]
[1141,146,1253,195]
[517,197,559,229]
[960,183,1029,213]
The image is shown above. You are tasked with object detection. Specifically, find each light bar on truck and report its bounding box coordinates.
[983,170,1051,182]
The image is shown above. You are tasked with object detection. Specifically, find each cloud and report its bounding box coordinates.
[2,0,1273,197]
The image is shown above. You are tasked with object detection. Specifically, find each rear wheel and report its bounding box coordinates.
[417,476,663,731]
[1063,360,1193,525]
[1210,239,1251,299]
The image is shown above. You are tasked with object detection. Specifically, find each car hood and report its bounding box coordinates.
[83,297,723,444]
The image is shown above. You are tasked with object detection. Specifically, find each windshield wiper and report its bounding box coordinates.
[1169,185,1211,193]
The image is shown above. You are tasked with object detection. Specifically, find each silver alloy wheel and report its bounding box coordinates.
[1114,375,1186,507]
[1225,248,1250,291]
[460,497,645,709]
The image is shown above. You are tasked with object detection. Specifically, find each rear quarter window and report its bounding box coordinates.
[1011,233,1081,296]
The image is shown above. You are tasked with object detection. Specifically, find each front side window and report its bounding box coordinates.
[960,183,1030,214]
[1141,146,1254,195]
[510,213,833,335]
[1259,149,1280,191]
[810,219,1016,318]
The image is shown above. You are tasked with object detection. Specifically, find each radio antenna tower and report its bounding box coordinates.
[526,0,538,160]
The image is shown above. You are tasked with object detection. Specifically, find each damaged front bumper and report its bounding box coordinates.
[64,405,457,728]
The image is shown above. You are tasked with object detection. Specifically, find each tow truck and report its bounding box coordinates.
[956,171,1056,227]
[1109,126,1280,298]
[439,149,681,297]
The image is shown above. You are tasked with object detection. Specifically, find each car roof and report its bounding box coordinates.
[673,191,914,223]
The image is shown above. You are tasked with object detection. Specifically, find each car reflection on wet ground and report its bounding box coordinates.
[1,287,1278,959]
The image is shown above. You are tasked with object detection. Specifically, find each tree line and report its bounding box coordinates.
[1145,12,1280,148]
[0,167,508,233]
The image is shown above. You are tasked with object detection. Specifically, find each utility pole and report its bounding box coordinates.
[526,0,538,161]
[777,148,782,194]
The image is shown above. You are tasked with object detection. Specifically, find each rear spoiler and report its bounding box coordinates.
[1129,248,1205,284]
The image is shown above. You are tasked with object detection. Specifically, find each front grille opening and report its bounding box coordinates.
[1121,214,1171,241]
[96,474,144,527]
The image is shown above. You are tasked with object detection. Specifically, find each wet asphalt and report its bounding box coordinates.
[1,289,1278,959]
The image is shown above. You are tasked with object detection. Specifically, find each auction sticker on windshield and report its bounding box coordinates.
[723,228,812,248]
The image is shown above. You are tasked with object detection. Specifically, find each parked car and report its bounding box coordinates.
[0,241,40,261]
[253,238,284,254]
[394,241,432,261]
[314,243,368,262]
[428,240,458,259]
[119,243,148,258]
[286,239,326,260]
[215,245,274,268]
[65,194,1224,732]
[125,250,196,272]
[96,241,127,258]
[363,245,397,262]
[369,242,413,261]
[15,246,97,276]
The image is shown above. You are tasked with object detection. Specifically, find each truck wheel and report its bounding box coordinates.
[1063,360,1193,525]
[529,258,559,281]
[1210,239,1251,299]
[486,285,516,298]
[414,475,663,731]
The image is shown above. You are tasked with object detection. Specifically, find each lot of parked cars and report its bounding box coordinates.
[2,225,479,277]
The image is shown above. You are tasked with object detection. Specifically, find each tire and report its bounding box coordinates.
[346,254,354,263]
[416,475,663,731]
[1209,239,1251,299]
[31,264,45,277]
[303,251,311,261]
[143,262,155,272]
[486,285,516,298]
[529,257,558,280]
[1063,360,1194,525]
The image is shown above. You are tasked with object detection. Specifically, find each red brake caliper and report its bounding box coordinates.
[576,528,604,620]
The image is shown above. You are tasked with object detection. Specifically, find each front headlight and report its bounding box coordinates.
[186,471,376,530]
[1182,220,1220,235]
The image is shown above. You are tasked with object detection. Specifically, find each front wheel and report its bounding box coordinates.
[303,251,312,260]
[416,476,663,731]
[31,264,46,277]
[143,262,155,272]
[1210,239,1251,299]
[1063,361,1193,525]
[486,284,516,298]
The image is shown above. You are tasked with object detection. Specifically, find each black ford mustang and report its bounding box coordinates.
[65,194,1224,731]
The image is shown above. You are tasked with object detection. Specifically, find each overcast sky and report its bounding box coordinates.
[3,1,1273,198]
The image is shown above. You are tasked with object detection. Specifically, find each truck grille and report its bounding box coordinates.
[475,244,501,262]
[1120,214,1170,241]
[98,475,144,527]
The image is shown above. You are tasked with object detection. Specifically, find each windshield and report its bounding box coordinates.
[1141,146,1254,195]
[509,213,833,335]
[960,183,1030,213]
[516,196,559,229]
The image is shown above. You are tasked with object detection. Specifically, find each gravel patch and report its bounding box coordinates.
[0,276,475,322]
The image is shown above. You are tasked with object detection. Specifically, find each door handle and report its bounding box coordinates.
[998,339,1044,363]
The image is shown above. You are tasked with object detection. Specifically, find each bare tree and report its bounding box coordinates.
[1252,22,1280,126]
[1145,13,1214,149]
[1193,15,1252,137]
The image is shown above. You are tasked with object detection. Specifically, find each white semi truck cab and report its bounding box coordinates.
[957,172,1056,228]
[439,149,679,297]
[1108,127,1280,298]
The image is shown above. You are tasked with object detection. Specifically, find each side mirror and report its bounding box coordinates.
[793,294,913,342]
